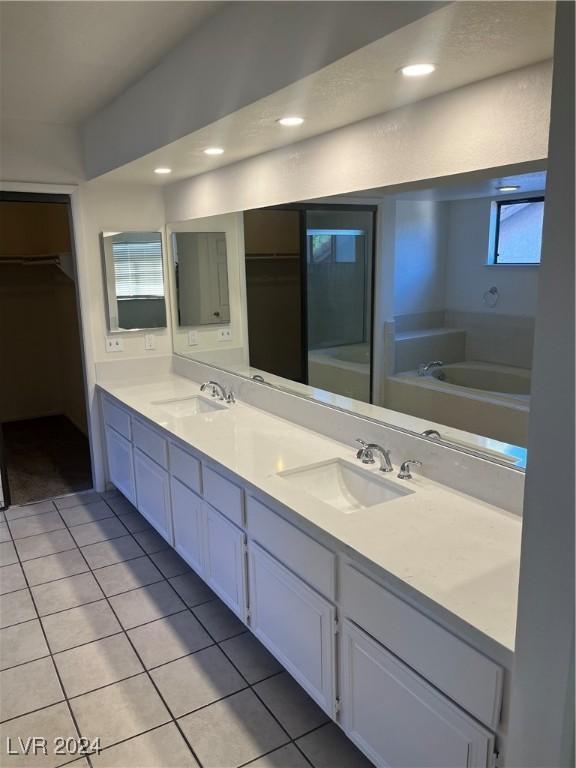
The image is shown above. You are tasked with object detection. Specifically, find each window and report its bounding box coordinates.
[493,198,544,265]
[112,236,164,297]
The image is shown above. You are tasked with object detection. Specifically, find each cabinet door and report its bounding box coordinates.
[203,503,247,621]
[171,477,204,575]
[134,449,173,545]
[248,542,336,717]
[340,620,494,768]
[105,427,136,504]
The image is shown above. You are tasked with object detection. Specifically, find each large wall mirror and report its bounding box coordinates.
[101,231,167,332]
[170,167,546,469]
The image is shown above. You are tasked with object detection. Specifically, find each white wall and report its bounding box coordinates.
[444,196,541,317]
[393,200,446,317]
[168,213,248,364]
[164,62,552,222]
[506,3,575,764]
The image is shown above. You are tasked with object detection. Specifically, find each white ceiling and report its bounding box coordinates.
[0,1,221,124]
[97,1,555,186]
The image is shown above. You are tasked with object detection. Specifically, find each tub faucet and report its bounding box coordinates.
[418,360,444,376]
[355,439,393,473]
[397,459,423,480]
[200,381,235,403]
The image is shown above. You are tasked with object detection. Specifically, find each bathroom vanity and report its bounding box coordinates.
[98,370,521,768]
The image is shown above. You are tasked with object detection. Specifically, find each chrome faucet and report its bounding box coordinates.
[397,459,422,479]
[418,360,444,377]
[355,439,393,473]
[200,380,235,404]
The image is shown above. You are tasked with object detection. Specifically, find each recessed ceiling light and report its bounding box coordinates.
[400,63,436,77]
[278,116,304,127]
[204,147,224,156]
[497,184,520,192]
[154,167,172,174]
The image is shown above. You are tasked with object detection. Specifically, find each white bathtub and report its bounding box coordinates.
[308,343,371,402]
[386,361,531,446]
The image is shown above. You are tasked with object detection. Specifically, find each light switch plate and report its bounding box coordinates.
[106,337,123,353]
[217,328,232,342]
[144,334,155,351]
[187,330,199,346]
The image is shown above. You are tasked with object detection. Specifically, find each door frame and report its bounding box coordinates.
[0,181,104,495]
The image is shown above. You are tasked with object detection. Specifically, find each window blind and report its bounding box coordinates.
[112,240,164,297]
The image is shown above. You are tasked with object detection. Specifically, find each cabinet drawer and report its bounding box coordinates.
[341,620,494,768]
[102,396,131,440]
[342,565,503,729]
[133,419,168,469]
[248,542,336,717]
[203,466,243,527]
[169,443,202,495]
[246,496,335,599]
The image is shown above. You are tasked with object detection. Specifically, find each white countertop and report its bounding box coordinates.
[97,373,521,656]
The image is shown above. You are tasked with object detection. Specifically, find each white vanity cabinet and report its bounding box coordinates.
[203,502,247,620]
[340,621,494,768]
[133,449,173,544]
[104,426,136,504]
[248,541,336,717]
[171,477,205,574]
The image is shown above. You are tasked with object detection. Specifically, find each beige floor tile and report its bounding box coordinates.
[104,495,137,517]
[0,541,18,567]
[0,564,26,596]
[0,619,49,671]
[8,513,65,541]
[59,501,115,528]
[192,599,246,642]
[15,530,76,562]
[69,519,128,548]
[70,674,170,749]
[179,689,288,768]
[112,511,151,534]
[93,556,162,597]
[0,657,63,722]
[23,549,88,587]
[54,634,142,697]
[220,633,282,685]
[90,723,199,768]
[149,549,190,579]
[32,573,103,617]
[109,581,184,629]
[0,589,36,629]
[296,723,374,768]
[254,672,329,739]
[81,535,143,569]
[151,645,245,717]
[168,572,214,607]
[42,600,121,653]
[0,702,78,768]
[127,610,212,669]
[248,744,311,768]
[4,500,56,522]
[54,492,101,510]
[132,529,170,554]
[0,523,10,543]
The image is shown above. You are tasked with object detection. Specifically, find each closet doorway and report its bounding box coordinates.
[0,192,92,507]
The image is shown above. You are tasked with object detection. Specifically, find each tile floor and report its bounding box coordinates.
[0,490,373,768]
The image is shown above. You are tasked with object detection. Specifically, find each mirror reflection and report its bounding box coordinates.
[170,169,545,466]
[173,232,230,326]
[101,231,166,332]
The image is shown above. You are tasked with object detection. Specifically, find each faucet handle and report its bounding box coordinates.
[355,439,375,464]
[397,459,422,480]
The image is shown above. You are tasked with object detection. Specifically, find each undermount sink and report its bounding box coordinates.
[277,458,414,514]
[150,395,227,418]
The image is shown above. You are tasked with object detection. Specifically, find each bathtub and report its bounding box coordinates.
[308,343,371,402]
[386,361,531,446]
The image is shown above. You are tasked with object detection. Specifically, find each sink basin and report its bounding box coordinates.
[150,396,226,418]
[277,458,413,513]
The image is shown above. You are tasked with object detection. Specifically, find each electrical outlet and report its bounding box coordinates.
[105,337,123,353]
[187,330,199,346]
[217,328,232,342]
[144,334,155,351]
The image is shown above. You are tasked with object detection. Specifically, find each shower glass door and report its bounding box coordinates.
[305,209,374,403]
